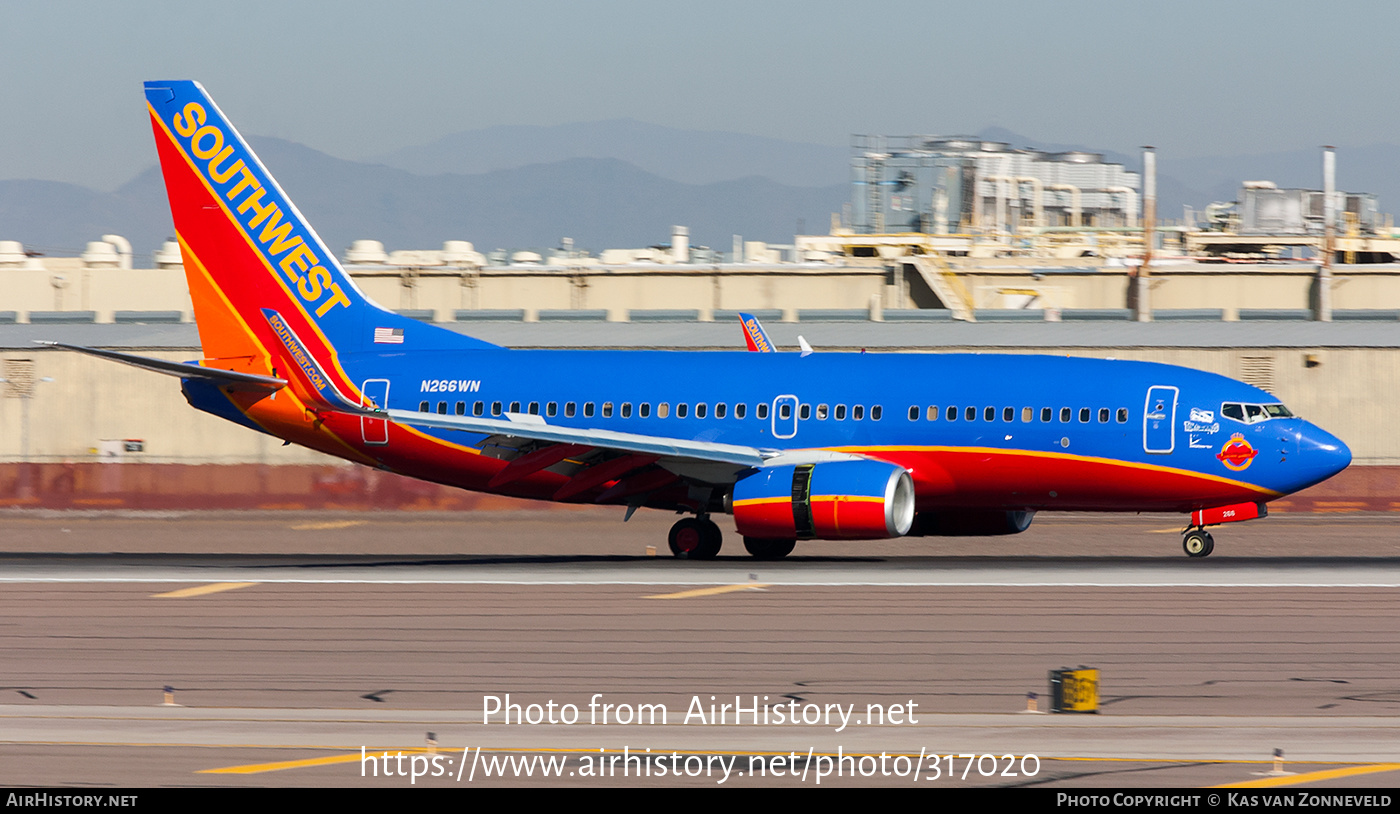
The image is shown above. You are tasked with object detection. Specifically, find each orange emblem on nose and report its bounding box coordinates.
[1217,433,1258,471]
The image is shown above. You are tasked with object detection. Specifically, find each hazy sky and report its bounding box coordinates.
[4,0,1398,190]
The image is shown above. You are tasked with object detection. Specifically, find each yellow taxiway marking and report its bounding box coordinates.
[150,582,257,599]
[193,748,1384,778]
[1214,762,1400,788]
[644,584,770,600]
[201,748,433,775]
[290,520,366,531]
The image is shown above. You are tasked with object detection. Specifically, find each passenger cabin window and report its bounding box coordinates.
[697,403,708,419]
[1003,407,1014,422]
[1041,407,1052,422]
[799,404,810,420]
[621,403,632,418]
[583,402,595,418]
[820,404,831,420]
[639,403,651,418]
[984,406,995,422]
[455,401,465,415]
[908,406,919,421]
[565,402,576,418]
[419,401,429,412]
[715,403,727,419]
[1117,408,1128,423]
[757,403,768,420]
[1078,407,1090,423]
[946,406,958,421]
[658,403,670,418]
[965,406,976,421]
[528,401,539,415]
[677,403,689,418]
[1022,407,1033,422]
[1060,407,1072,422]
[871,405,882,421]
[509,401,521,414]
[546,402,557,417]
[926,405,939,421]
[735,403,746,419]
[853,405,864,420]
[777,403,790,420]
[491,401,502,416]
[602,402,613,418]
[437,401,447,414]
[473,401,484,416]
[835,404,847,420]
[1098,408,1110,423]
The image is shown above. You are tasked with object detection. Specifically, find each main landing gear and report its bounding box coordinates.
[668,515,722,560]
[666,516,799,560]
[1182,527,1215,558]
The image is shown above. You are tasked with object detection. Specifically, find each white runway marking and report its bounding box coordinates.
[2,559,1400,588]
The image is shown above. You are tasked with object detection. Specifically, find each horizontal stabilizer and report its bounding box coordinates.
[37,341,286,389]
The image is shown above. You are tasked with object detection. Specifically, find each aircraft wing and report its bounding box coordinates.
[36,341,287,390]
[385,408,773,468]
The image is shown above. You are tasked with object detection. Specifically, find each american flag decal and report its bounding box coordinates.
[373,327,405,344]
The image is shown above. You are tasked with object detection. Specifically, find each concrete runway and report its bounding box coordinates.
[1,510,1398,788]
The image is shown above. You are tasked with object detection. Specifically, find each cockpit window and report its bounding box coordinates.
[1222,402,1295,424]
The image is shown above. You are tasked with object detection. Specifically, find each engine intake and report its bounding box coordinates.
[730,460,915,540]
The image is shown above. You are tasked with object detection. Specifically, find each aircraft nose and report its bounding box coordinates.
[1298,422,1352,480]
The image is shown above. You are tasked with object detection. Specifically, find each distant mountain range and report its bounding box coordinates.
[3,119,1399,260]
[372,118,850,188]
[0,136,847,260]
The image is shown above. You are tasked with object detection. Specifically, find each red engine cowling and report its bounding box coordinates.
[729,460,915,540]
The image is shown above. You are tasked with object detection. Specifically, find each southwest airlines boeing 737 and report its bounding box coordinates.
[52,81,1353,560]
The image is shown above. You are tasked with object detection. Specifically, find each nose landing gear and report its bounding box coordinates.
[1182,527,1215,558]
[668,515,722,559]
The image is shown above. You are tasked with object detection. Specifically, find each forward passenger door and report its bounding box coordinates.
[1143,385,1178,454]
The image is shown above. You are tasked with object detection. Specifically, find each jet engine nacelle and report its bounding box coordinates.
[730,460,915,540]
[908,510,1036,537]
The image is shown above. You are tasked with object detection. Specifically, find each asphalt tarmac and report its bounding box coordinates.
[1,510,1398,789]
